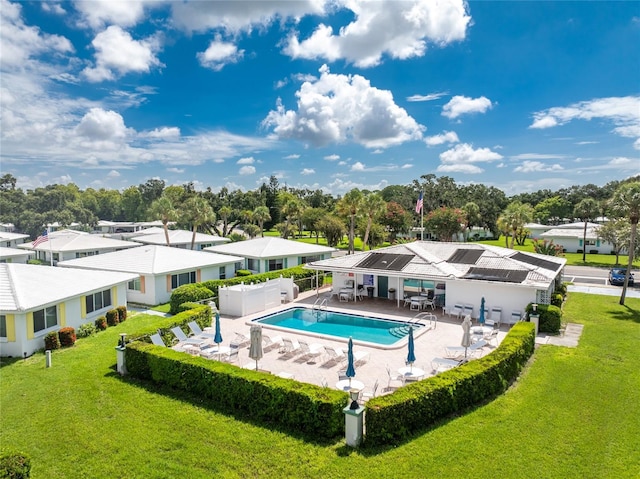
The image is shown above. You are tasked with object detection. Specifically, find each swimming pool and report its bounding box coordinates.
[252,306,423,346]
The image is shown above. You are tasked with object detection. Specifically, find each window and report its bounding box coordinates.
[247,258,258,271]
[301,255,321,264]
[219,266,226,280]
[268,258,283,271]
[33,306,57,333]
[585,240,596,246]
[86,289,112,314]
[0,315,6,338]
[171,271,196,289]
[76,251,98,258]
[128,278,141,291]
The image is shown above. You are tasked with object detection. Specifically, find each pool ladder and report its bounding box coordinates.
[312,297,328,321]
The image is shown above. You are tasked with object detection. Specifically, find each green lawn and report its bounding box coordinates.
[2,293,639,478]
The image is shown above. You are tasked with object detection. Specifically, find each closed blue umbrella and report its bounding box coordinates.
[214,312,223,359]
[479,297,486,325]
[345,337,356,386]
[407,327,416,372]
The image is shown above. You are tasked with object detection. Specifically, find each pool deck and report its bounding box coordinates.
[204,287,512,394]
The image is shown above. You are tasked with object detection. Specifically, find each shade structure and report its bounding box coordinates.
[345,337,356,386]
[461,315,473,358]
[479,297,486,325]
[213,312,223,359]
[406,327,416,372]
[249,325,263,370]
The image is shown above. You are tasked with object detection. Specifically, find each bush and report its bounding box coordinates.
[525,303,562,333]
[0,451,31,479]
[44,332,60,350]
[95,316,107,331]
[551,293,563,308]
[77,323,96,338]
[116,305,127,322]
[105,309,119,327]
[169,284,213,315]
[555,283,568,298]
[236,270,252,277]
[58,327,76,347]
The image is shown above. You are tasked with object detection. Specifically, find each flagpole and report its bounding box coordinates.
[48,226,53,266]
[420,191,424,241]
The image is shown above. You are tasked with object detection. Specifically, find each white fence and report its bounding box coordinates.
[218,277,294,317]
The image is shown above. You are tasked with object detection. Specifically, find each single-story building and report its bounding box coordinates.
[524,223,551,240]
[18,229,139,265]
[130,229,230,250]
[94,220,167,234]
[0,231,30,248]
[540,222,614,254]
[204,237,337,274]
[305,241,566,324]
[0,263,137,357]
[0,246,35,264]
[58,245,244,306]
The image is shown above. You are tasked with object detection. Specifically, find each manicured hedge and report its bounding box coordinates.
[169,284,214,315]
[125,342,346,439]
[525,303,562,333]
[364,322,535,446]
[58,327,76,347]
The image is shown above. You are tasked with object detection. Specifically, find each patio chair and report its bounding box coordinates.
[490,306,503,325]
[361,379,379,403]
[353,350,370,366]
[410,298,422,311]
[230,333,250,348]
[403,293,412,307]
[339,291,350,302]
[262,335,284,352]
[431,357,462,373]
[150,333,165,347]
[463,304,474,319]
[221,346,239,363]
[280,338,302,358]
[170,327,209,348]
[484,329,499,346]
[322,346,346,367]
[188,321,204,336]
[296,340,324,362]
[384,366,404,392]
[444,339,487,359]
[447,303,464,319]
[508,310,522,326]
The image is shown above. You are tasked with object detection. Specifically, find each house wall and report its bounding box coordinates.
[548,237,614,254]
[0,283,129,357]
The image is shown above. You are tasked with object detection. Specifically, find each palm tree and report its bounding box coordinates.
[361,193,386,251]
[573,198,599,262]
[148,196,176,246]
[253,206,271,237]
[184,196,216,250]
[610,182,640,305]
[462,201,481,241]
[501,201,534,248]
[336,189,364,254]
[280,197,303,239]
[218,206,232,237]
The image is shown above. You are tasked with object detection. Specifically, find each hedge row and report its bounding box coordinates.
[364,322,536,446]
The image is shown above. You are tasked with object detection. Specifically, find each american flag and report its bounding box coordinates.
[415,191,423,214]
[32,230,49,247]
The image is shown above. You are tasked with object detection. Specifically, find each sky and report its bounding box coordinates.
[1,1,639,197]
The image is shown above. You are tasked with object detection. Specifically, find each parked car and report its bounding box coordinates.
[609,268,635,286]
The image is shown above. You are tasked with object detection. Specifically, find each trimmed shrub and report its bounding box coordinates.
[0,451,31,479]
[77,323,96,338]
[555,282,568,298]
[525,303,562,333]
[169,284,213,315]
[44,332,60,350]
[58,327,76,347]
[105,309,119,327]
[236,269,252,276]
[551,293,563,308]
[175,301,203,314]
[95,316,107,331]
[116,305,127,322]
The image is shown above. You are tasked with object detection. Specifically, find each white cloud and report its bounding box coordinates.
[263,65,424,148]
[275,78,288,89]
[351,162,366,171]
[75,108,129,141]
[239,165,256,175]
[167,167,185,173]
[140,127,181,139]
[284,154,300,159]
[407,91,448,102]
[324,154,340,161]
[197,35,244,71]
[300,168,315,175]
[82,26,163,82]
[608,157,633,166]
[73,0,151,29]
[513,161,564,173]
[442,95,493,119]
[325,177,389,195]
[41,2,66,15]
[106,169,120,178]
[237,157,255,164]
[401,163,413,169]
[530,96,640,148]
[284,0,470,67]
[437,143,502,174]
[425,130,459,146]
[575,141,598,145]
[510,153,567,160]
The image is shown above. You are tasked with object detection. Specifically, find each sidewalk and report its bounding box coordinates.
[567,284,640,298]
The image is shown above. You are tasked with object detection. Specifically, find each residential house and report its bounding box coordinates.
[130,229,230,250]
[18,229,139,265]
[0,263,137,357]
[524,223,551,240]
[204,237,337,274]
[539,222,613,254]
[58,245,244,306]
[0,247,35,264]
[0,231,30,248]
[305,241,566,322]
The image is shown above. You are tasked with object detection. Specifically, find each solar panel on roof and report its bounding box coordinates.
[447,248,484,265]
[355,253,414,271]
[463,267,528,283]
[511,252,560,271]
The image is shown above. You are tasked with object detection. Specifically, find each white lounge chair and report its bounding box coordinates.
[361,379,379,403]
[490,306,503,325]
[431,357,462,373]
[150,333,165,347]
[296,340,324,362]
[280,338,302,358]
[170,327,209,348]
[447,304,464,319]
[188,321,204,336]
[508,310,522,326]
[322,346,346,366]
[444,339,487,359]
[463,304,474,319]
[220,347,239,363]
[353,350,370,366]
[262,335,284,352]
[230,333,250,348]
[384,366,404,392]
[484,329,499,346]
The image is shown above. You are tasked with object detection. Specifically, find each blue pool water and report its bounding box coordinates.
[253,307,421,346]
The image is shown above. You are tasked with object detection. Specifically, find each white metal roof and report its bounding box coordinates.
[18,230,139,252]
[0,246,35,260]
[204,236,337,259]
[0,231,30,242]
[0,263,138,312]
[541,225,601,239]
[306,241,566,289]
[130,229,231,245]
[58,245,244,275]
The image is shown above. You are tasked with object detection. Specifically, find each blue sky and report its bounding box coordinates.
[1,1,638,197]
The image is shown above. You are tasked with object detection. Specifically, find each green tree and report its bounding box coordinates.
[253,206,271,237]
[279,193,305,240]
[361,193,386,251]
[139,178,165,205]
[121,186,144,221]
[316,215,346,247]
[574,198,599,262]
[462,201,481,241]
[382,201,412,241]
[609,181,640,305]
[148,196,177,246]
[534,196,572,225]
[301,207,327,244]
[500,201,534,248]
[336,188,364,254]
[598,219,629,264]
[184,196,216,250]
[424,207,464,242]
